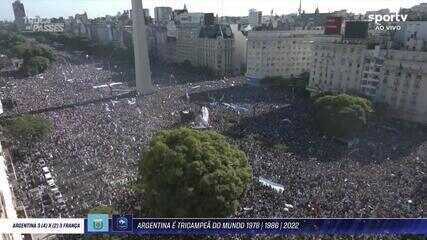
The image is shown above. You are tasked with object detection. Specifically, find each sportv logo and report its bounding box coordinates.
[367,13,408,31]
[368,13,408,24]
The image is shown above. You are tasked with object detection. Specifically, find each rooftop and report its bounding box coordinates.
[199,24,233,39]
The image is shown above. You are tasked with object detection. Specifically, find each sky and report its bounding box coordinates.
[0,0,425,21]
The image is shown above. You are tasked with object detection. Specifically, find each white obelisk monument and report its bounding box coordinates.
[132,0,155,95]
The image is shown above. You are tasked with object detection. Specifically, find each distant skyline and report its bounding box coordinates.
[1,0,425,21]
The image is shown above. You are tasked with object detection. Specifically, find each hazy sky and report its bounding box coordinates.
[0,0,425,21]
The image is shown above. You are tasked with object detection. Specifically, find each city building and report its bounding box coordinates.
[198,24,234,74]
[175,12,205,25]
[400,3,427,20]
[332,10,351,18]
[246,30,339,80]
[12,0,26,28]
[411,2,427,12]
[393,21,427,51]
[297,10,330,30]
[146,25,176,63]
[74,13,91,37]
[176,25,203,65]
[362,47,427,123]
[218,16,246,25]
[204,13,215,26]
[143,8,150,18]
[365,8,391,16]
[0,143,22,240]
[172,5,188,21]
[176,24,234,75]
[154,7,172,26]
[248,9,262,28]
[142,9,152,24]
[119,25,133,49]
[166,20,178,38]
[91,22,114,44]
[308,20,369,94]
[308,41,427,124]
[308,41,366,94]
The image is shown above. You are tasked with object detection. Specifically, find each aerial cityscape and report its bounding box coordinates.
[0,0,426,239]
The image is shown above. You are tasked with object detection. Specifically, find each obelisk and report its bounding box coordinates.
[132,0,155,95]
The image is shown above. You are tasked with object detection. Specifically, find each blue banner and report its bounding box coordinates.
[84,217,427,236]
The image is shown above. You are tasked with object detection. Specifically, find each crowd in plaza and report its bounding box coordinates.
[0,48,425,220]
[0,52,128,114]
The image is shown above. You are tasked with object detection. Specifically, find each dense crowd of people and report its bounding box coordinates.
[0,48,425,221]
[0,52,129,114]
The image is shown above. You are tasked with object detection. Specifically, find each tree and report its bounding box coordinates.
[314,94,374,137]
[23,56,50,75]
[2,115,52,141]
[139,128,252,218]
[13,43,28,57]
[13,42,54,61]
[34,35,48,44]
[0,30,25,56]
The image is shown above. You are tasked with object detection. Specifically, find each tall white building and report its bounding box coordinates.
[308,41,366,94]
[308,42,427,124]
[176,25,202,65]
[394,21,427,51]
[176,24,234,75]
[246,30,339,80]
[361,47,427,123]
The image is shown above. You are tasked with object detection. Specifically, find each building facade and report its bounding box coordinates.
[176,25,202,65]
[176,24,234,75]
[246,30,339,80]
[143,9,150,18]
[154,7,172,26]
[91,22,114,44]
[362,48,427,123]
[308,41,366,93]
[176,12,205,25]
[393,21,427,51]
[0,143,22,240]
[308,42,427,124]
[248,9,262,27]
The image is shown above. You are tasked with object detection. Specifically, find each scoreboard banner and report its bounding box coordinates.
[0,218,84,234]
[1,218,426,236]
